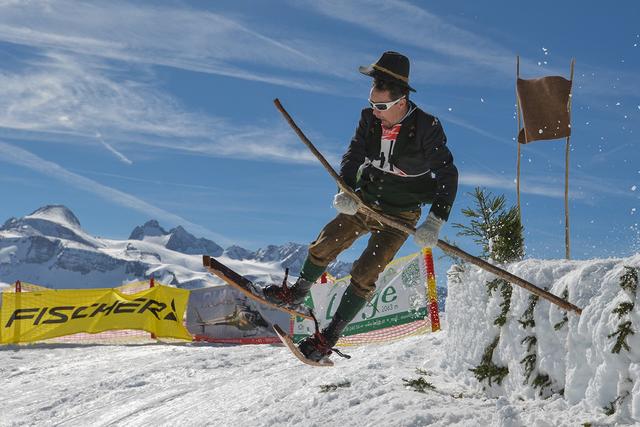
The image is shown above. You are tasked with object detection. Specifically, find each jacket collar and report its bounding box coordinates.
[398,101,417,125]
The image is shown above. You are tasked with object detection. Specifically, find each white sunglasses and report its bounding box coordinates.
[368,91,406,111]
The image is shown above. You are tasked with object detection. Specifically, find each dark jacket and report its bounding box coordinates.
[340,104,458,221]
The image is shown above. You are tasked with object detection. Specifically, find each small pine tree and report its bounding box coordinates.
[619,266,638,294]
[608,267,638,354]
[453,187,524,263]
[469,335,509,386]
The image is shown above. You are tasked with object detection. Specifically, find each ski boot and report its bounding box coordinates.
[262,271,314,311]
[298,314,351,363]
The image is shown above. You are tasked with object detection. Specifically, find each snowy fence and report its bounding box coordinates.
[445,254,640,422]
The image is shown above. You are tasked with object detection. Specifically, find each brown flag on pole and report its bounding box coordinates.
[515,57,575,259]
[517,76,572,144]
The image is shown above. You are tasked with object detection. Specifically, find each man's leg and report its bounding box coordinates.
[299,209,421,361]
[263,212,368,307]
[349,209,421,299]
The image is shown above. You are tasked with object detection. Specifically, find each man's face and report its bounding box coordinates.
[369,87,408,128]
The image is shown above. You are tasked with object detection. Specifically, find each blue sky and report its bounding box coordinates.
[0,0,638,270]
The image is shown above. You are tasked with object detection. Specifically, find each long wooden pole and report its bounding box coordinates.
[565,58,575,260]
[516,56,522,221]
[274,98,582,315]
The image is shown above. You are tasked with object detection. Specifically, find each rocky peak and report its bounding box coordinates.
[166,226,223,256]
[223,245,255,260]
[253,242,307,263]
[1,205,97,248]
[27,205,82,229]
[129,220,168,240]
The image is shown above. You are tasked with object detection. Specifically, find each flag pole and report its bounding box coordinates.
[515,56,523,222]
[565,58,575,260]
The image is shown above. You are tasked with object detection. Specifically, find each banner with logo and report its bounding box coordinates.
[186,286,291,344]
[0,285,192,344]
[294,252,431,341]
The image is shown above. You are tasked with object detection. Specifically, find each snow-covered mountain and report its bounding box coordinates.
[223,241,353,278]
[129,220,224,257]
[223,244,255,260]
[0,205,208,289]
[0,205,353,290]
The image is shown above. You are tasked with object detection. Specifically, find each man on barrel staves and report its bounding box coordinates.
[265,51,459,362]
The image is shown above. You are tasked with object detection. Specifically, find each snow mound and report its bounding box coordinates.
[1,205,101,248]
[26,205,82,229]
[446,254,640,424]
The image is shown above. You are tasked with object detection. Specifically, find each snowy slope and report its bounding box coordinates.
[0,325,608,427]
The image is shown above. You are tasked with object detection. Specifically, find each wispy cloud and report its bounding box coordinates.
[0,1,338,92]
[0,52,319,164]
[3,0,634,100]
[0,140,235,246]
[298,0,640,98]
[0,0,580,93]
[460,171,570,199]
[297,0,530,82]
[95,132,133,165]
[0,52,209,137]
[438,112,515,147]
[0,0,632,171]
[460,169,640,204]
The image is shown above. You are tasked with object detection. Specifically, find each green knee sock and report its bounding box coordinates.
[300,258,325,283]
[334,284,367,322]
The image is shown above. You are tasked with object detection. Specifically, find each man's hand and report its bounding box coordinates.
[333,192,359,215]
[414,212,445,248]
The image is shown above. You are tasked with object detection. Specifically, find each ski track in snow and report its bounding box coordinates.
[1,329,602,426]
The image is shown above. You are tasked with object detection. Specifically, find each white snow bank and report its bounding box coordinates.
[445,254,640,424]
[0,326,609,426]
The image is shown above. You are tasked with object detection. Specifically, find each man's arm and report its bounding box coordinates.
[423,121,458,221]
[339,109,370,190]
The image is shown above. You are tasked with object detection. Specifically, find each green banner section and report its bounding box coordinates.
[294,307,426,342]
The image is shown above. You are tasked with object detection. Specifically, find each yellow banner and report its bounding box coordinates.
[0,285,192,344]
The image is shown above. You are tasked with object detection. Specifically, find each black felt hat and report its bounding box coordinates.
[359,51,416,92]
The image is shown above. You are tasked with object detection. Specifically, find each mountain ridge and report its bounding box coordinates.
[0,205,356,290]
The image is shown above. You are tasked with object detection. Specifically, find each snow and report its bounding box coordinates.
[139,235,171,247]
[25,206,81,229]
[0,324,606,426]
[9,206,104,250]
[2,207,638,424]
[447,254,640,425]
[3,256,639,425]
[0,245,17,264]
